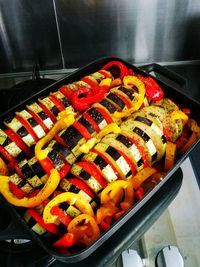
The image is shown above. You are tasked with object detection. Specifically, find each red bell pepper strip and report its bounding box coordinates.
[50,206,72,226]
[71,87,106,112]
[59,85,75,101]
[98,70,112,78]
[73,121,92,140]
[38,102,57,123]
[27,208,61,235]
[52,233,77,248]
[80,77,98,91]
[82,112,100,133]
[137,75,164,102]
[92,148,121,180]
[101,61,129,79]
[0,145,24,178]
[76,161,107,188]
[182,108,190,116]
[4,128,32,156]
[114,92,132,109]
[94,107,113,124]
[15,115,39,142]
[68,177,97,200]
[39,157,70,178]
[48,95,66,112]
[27,109,49,134]
[9,181,26,199]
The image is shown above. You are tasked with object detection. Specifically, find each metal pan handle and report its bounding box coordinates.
[139,63,187,89]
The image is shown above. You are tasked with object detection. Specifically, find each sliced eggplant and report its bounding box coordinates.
[70,163,103,194]
[94,142,131,179]
[59,125,86,158]
[27,102,53,130]
[102,133,141,173]
[0,129,26,161]
[10,173,34,194]
[106,92,126,110]
[86,107,108,130]
[4,116,35,148]
[28,157,48,183]
[39,96,60,117]
[16,110,46,139]
[18,159,44,189]
[83,151,118,183]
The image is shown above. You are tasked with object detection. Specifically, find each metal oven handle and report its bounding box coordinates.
[139,63,187,89]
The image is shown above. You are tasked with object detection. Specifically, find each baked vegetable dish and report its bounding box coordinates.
[0,60,199,254]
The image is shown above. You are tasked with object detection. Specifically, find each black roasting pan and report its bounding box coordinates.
[0,57,199,263]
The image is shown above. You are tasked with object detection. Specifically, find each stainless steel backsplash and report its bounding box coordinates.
[0,0,200,73]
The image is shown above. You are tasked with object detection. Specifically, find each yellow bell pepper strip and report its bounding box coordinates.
[130,167,157,189]
[164,141,177,172]
[0,157,9,175]
[100,180,134,210]
[67,214,100,247]
[0,168,60,208]
[99,78,112,87]
[113,76,145,118]
[170,110,188,123]
[35,114,75,161]
[79,123,121,154]
[43,192,94,224]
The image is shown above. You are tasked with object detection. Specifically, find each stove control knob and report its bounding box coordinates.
[121,249,143,267]
[156,245,184,267]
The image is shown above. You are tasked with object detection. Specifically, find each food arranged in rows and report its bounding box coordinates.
[0,60,199,254]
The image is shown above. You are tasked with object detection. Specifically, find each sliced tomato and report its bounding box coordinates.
[76,161,107,188]
[94,107,113,124]
[73,121,92,140]
[15,115,39,142]
[4,128,32,156]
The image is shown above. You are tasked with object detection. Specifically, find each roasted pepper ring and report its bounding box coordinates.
[0,168,60,208]
[96,180,134,224]
[43,192,94,224]
[67,214,100,246]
